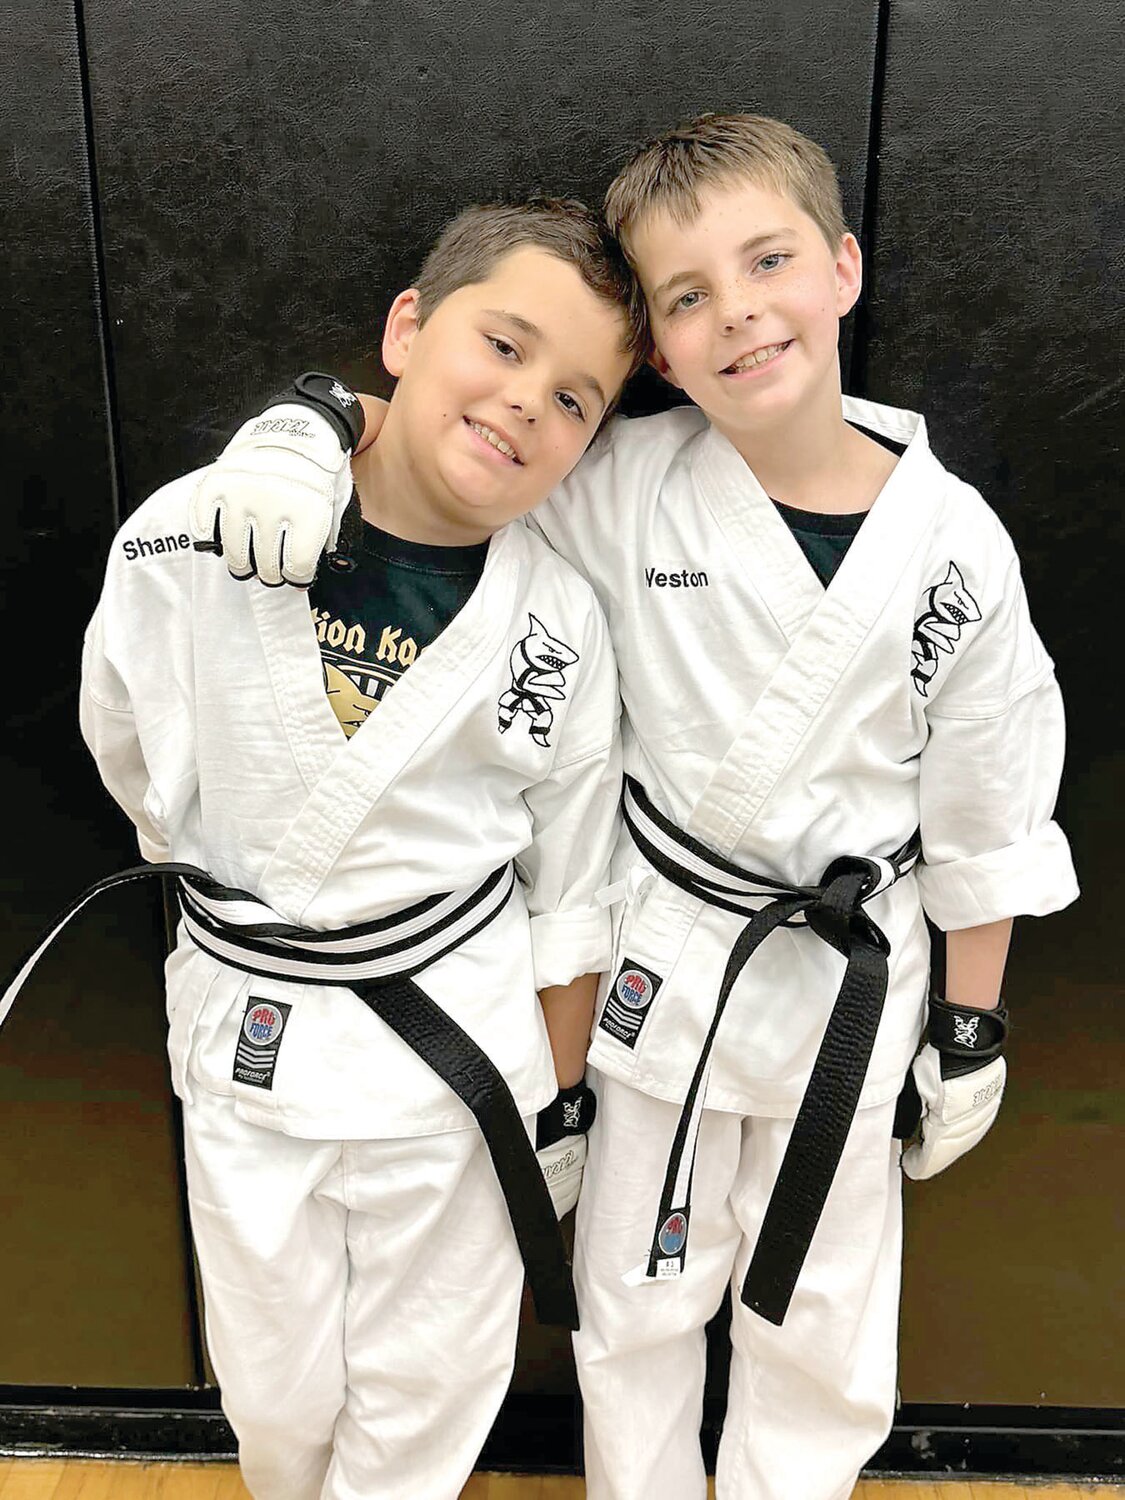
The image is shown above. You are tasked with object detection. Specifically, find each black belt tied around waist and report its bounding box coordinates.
[620,777,921,1326]
[0,861,578,1329]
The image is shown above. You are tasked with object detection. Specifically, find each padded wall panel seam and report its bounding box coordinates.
[72,0,126,529]
[847,0,891,395]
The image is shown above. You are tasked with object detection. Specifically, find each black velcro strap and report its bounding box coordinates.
[535,1081,597,1149]
[927,996,1008,1060]
[288,371,365,451]
[359,977,578,1329]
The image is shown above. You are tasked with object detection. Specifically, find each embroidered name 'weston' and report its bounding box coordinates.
[645,567,709,589]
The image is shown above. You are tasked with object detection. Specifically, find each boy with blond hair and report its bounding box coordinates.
[188,116,1077,1499]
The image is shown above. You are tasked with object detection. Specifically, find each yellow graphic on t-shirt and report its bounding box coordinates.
[312,606,423,738]
[323,661,380,737]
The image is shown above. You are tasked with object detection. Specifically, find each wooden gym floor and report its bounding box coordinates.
[0,1464,1120,1498]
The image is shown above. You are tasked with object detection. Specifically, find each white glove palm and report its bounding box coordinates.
[538,1134,589,1218]
[901,1040,1007,1180]
[188,404,353,587]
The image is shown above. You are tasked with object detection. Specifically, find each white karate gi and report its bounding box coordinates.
[80,471,622,1500]
[532,395,1079,1499]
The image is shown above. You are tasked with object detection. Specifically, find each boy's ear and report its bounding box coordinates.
[382,288,423,377]
[835,232,863,317]
[647,344,684,391]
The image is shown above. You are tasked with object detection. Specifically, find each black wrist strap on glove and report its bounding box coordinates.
[928,995,1009,1078]
[536,1080,597,1149]
[284,371,366,452]
[893,996,1009,1138]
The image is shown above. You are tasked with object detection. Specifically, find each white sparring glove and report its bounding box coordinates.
[899,996,1009,1181]
[188,372,364,587]
[535,1081,597,1218]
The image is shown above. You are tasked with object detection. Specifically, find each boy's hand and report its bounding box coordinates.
[535,1080,597,1217]
[899,997,1009,1180]
[189,374,365,587]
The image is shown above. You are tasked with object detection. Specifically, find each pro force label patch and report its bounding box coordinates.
[233,997,292,1090]
[597,959,663,1050]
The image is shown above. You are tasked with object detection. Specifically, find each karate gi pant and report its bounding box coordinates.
[575,1074,902,1500]
[182,1087,526,1500]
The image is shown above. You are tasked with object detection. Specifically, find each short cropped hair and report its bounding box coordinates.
[604,113,848,256]
[414,198,648,373]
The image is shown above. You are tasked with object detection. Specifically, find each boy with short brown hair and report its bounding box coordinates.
[45,198,646,1500]
[189,119,1077,1499]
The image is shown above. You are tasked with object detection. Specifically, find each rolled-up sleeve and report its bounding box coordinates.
[916,543,1079,930]
[516,594,622,988]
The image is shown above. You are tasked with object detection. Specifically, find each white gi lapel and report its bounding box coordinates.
[248,529,521,916]
[247,583,344,794]
[692,423,824,645]
[687,400,942,857]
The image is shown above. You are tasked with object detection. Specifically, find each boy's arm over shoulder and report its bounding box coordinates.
[513,556,622,992]
[529,407,707,581]
[915,481,1079,932]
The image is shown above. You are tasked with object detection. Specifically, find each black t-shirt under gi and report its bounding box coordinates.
[773,426,909,586]
[307,518,488,737]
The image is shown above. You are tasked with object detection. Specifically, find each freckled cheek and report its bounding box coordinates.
[655,327,700,375]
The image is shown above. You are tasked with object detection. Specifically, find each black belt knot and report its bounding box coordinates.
[806,857,891,957]
[619,779,919,1326]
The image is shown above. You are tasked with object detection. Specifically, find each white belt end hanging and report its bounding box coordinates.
[596,880,627,909]
[596,865,655,910]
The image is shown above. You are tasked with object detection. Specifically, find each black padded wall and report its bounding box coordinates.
[0,1,196,1385]
[6,0,1119,1433]
[81,0,881,506]
[861,0,1123,1405]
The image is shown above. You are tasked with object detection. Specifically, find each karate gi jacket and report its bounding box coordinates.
[80,472,622,1138]
[533,396,1078,1118]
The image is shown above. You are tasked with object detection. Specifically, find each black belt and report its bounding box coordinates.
[621,777,920,1326]
[1,861,578,1329]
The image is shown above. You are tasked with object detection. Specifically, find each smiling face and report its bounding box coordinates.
[629,179,862,449]
[376,246,633,543]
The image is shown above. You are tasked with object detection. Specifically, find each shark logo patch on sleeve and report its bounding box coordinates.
[597,959,663,1050]
[910,561,982,697]
[233,997,292,1090]
[497,614,579,747]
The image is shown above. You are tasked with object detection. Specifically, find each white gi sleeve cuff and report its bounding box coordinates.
[530,904,613,990]
[918,820,1079,931]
